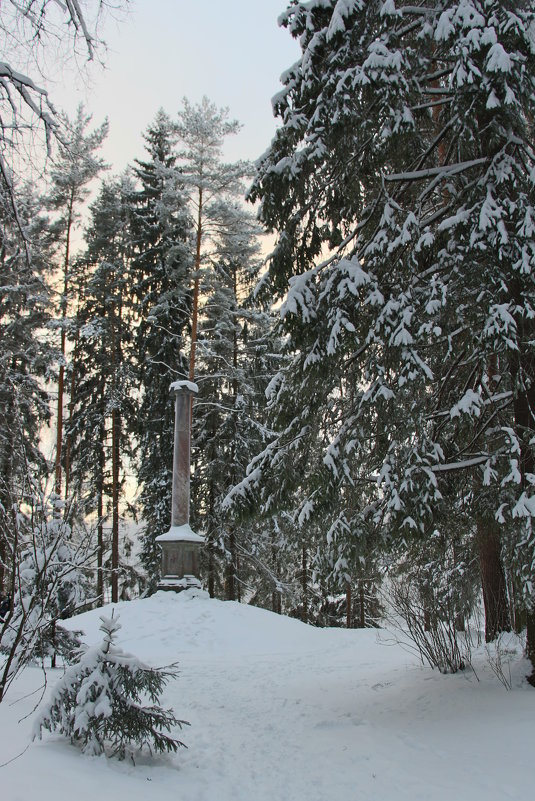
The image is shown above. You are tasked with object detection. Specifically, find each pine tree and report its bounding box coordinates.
[33,612,188,758]
[175,97,250,382]
[47,105,108,502]
[191,202,274,599]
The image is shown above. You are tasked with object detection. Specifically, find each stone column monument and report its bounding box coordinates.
[156,380,204,591]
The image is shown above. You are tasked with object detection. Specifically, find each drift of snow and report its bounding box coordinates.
[1,590,534,801]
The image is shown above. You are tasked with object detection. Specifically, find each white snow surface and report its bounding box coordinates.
[1,590,534,800]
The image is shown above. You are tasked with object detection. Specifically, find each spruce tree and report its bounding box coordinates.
[33,612,188,758]
[129,110,193,587]
[69,176,137,603]
[247,1,535,670]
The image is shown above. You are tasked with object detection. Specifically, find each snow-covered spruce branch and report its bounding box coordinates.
[384,158,488,184]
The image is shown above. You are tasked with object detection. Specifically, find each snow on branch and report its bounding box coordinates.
[384,158,488,183]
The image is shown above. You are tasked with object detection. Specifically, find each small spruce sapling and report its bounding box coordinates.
[33,612,189,758]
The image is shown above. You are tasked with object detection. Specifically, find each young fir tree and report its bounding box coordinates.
[128,110,193,587]
[33,612,188,758]
[244,1,535,671]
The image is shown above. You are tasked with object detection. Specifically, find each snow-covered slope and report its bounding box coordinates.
[1,590,534,801]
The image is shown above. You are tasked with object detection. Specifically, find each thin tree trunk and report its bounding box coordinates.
[110,294,122,604]
[97,422,105,606]
[64,274,85,500]
[207,480,216,598]
[55,194,74,499]
[226,528,237,601]
[271,537,281,614]
[97,495,104,605]
[359,579,366,628]
[64,336,78,501]
[301,545,308,624]
[208,546,215,598]
[188,187,203,382]
[111,406,120,604]
[473,355,510,642]
[346,582,352,628]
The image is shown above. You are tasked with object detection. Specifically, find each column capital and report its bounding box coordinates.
[169,380,198,396]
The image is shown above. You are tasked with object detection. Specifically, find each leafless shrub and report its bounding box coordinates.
[382,574,473,674]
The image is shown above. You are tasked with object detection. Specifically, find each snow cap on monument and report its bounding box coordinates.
[170,380,198,394]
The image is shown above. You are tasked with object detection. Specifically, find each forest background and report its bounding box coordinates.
[2,0,535,700]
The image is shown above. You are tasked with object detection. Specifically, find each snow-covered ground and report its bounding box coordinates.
[1,590,533,801]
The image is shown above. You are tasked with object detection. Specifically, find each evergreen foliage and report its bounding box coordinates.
[238,1,535,654]
[191,202,275,599]
[68,175,137,602]
[0,185,54,597]
[175,96,251,381]
[46,104,109,501]
[33,612,188,759]
[130,111,193,586]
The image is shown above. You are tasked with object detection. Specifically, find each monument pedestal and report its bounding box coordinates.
[156,524,204,591]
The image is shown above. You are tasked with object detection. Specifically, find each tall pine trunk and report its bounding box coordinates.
[96,419,105,606]
[111,406,120,603]
[55,193,74,499]
[110,293,122,604]
[189,186,203,382]
[359,579,366,629]
[271,536,281,614]
[226,529,237,601]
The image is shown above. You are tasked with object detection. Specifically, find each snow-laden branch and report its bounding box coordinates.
[385,158,488,183]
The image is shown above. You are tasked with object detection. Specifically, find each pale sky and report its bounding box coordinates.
[53,0,300,173]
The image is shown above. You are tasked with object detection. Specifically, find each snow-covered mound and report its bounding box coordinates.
[1,591,534,801]
[63,588,340,661]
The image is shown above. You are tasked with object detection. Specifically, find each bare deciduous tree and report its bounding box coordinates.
[0,0,126,252]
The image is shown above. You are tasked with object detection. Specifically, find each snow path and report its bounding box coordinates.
[1,590,533,801]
